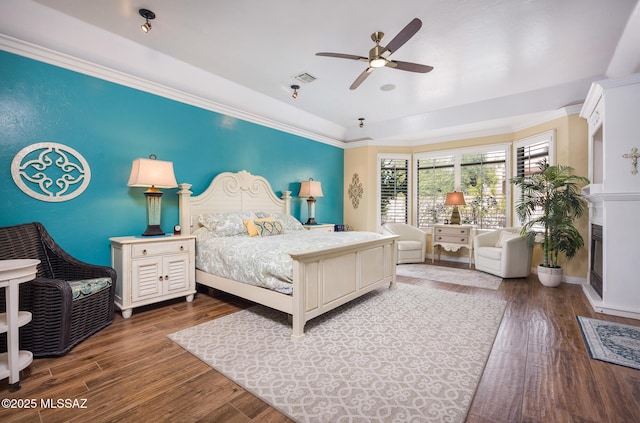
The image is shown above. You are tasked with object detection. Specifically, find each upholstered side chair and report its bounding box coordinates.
[381,223,427,264]
[474,227,532,278]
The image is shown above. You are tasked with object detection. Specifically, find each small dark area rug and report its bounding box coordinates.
[577,316,640,370]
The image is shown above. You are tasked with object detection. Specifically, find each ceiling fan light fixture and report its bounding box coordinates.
[290,85,300,99]
[139,8,156,33]
[369,58,386,68]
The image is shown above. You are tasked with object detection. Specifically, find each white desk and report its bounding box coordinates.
[0,259,39,391]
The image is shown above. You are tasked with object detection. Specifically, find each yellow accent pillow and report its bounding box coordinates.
[243,217,274,237]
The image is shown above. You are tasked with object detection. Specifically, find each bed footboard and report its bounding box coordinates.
[289,235,398,339]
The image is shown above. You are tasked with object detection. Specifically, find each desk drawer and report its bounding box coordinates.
[434,235,469,244]
[434,226,470,236]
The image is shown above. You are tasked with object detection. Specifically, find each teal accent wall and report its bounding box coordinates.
[0,51,344,266]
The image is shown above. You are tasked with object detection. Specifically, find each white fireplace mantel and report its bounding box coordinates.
[579,74,640,320]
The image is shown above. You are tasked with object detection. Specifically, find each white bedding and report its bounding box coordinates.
[195,229,384,294]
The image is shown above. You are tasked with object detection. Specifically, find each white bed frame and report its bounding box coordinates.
[178,170,398,339]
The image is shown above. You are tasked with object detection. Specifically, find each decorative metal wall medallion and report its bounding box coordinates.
[348,173,363,209]
[11,142,91,202]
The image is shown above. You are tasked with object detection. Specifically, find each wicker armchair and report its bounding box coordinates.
[0,222,116,357]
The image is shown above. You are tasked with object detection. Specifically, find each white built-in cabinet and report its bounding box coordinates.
[580,73,640,320]
[110,235,196,318]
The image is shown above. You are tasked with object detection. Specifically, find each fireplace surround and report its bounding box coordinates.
[580,74,640,320]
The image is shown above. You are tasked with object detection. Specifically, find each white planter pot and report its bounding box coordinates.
[537,265,563,287]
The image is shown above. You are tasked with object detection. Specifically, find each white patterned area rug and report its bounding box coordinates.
[577,316,640,371]
[168,283,506,422]
[396,264,502,290]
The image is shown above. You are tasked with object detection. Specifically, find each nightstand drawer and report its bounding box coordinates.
[303,224,334,232]
[434,235,469,244]
[132,240,190,258]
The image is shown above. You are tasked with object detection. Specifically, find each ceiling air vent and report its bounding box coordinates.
[294,72,317,84]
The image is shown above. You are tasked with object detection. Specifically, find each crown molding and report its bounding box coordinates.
[0,34,346,149]
[1,34,591,151]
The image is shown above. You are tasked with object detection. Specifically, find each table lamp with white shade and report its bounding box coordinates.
[127,154,178,236]
[298,178,323,225]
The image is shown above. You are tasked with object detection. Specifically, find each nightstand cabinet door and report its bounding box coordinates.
[131,257,163,302]
[164,254,191,294]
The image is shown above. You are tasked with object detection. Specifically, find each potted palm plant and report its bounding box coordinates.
[511,160,589,287]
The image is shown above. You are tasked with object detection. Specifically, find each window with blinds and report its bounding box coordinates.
[379,157,409,224]
[516,140,549,177]
[460,150,507,229]
[513,131,555,227]
[416,155,454,226]
[415,146,508,229]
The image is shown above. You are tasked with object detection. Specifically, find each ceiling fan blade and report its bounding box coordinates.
[386,60,434,73]
[316,52,368,62]
[381,18,422,56]
[350,68,374,90]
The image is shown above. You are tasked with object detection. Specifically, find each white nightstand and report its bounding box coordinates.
[303,224,334,232]
[110,235,196,319]
[431,224,475,268]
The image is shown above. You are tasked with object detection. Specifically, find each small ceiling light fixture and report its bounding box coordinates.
[139,8,156,33]
[290,85,300,99]
[359,118,365,128]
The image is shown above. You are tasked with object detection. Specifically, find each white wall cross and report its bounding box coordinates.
[622,147,639,175]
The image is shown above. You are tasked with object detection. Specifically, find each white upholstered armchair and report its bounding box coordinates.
[474,228,532,278]
[381,223,426,264]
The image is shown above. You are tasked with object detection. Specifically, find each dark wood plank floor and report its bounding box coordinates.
[1,262,639,422]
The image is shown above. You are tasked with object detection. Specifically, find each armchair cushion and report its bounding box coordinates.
[397,240,423,251]
[477,246,503,260]
[68,277,112,301]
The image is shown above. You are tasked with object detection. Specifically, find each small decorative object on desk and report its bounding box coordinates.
[334,224,345,232]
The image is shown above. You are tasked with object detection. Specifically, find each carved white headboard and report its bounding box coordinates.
[178,170,292,235]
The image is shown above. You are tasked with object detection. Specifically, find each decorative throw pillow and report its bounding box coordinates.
[198,211,256,236]
[243,217,275,237]
[255,220,285,236]
[256,212,304,231]
[495,231,520,248]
